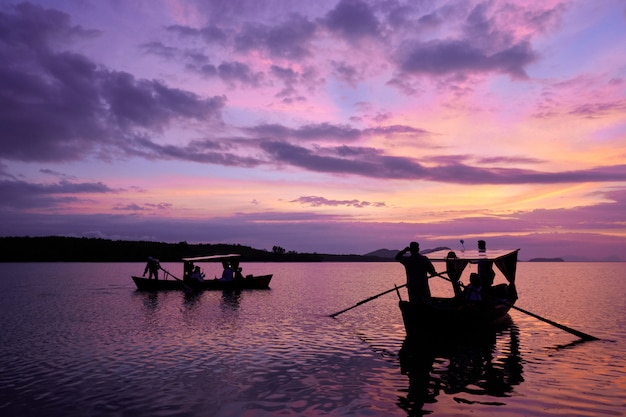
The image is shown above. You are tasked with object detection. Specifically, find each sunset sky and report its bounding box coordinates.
[1,1,625,260]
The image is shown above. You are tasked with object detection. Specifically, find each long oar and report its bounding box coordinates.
[435,273,599,341]
[329,271,448,318]
[329,284,407,318]
[161,267,194,292]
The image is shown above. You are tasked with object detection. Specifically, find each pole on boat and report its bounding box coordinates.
[160,267,194,292]
[328,271,448,318]
[433,272,600,341]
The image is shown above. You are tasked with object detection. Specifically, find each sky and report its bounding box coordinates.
[1,0,625,261]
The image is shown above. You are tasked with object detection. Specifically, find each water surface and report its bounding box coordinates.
[1,261,624,416]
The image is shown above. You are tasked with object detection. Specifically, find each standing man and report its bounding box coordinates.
[143,256,161,280]
[396,242,437,304]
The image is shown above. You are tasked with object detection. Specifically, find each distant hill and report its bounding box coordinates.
[364,249,399,258]
[364,247,451,258]
[529,257,564,262]
[561,254,622,262]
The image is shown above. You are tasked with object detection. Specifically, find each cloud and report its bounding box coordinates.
[0,178,114,209]
[322,0,381,42]
[290,195,386,208]
[259,140,626,184]
[1,191,624,259]
[166,24,228,44]
[113,202,173,212]
[216,61,264,86]
[396,39,536,79]
[234,14,316,59]
[246,122,364,142]
[0,3,226,163]
[568,101,626,118]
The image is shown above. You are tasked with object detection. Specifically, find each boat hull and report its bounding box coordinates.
[399,295,513,337]
[131,274,272,291]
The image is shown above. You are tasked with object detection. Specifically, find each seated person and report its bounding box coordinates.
[234,267,244,280]
[220,263,234,281]
[463,273,482,301]
[190,266,204,282]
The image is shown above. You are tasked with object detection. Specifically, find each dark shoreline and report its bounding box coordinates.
[1,236,620,262]
[0,236,390,263]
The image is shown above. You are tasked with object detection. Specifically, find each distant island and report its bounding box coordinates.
[528,257,564,262]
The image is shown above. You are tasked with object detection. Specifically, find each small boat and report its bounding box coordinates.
[131,254,273,291]
[399,248,519,337]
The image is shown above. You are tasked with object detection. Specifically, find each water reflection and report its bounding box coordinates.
[182,289,202,308]
[397,319,523,415]
[138,291,160,310]
[220,289,242,310]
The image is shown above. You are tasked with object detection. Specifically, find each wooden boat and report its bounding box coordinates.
[132,254,272,291]
[399,248,519,337]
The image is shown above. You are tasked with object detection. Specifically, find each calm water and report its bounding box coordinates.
[1,261,625,417]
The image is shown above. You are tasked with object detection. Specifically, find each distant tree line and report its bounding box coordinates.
[0,236,329,262]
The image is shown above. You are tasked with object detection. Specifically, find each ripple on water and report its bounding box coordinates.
[1,262,625,417]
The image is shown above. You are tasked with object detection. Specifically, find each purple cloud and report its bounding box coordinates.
[290,196,386,208]
[0,3,226,163]
[216,61,264,86]
[397,39,536,79]
[322,0,381,41]
[235,14,316,59]
[259,140,626,184]
[166,24,228,44]
[0,178,114,209]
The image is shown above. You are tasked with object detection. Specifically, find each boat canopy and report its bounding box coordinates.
[182,254,241,262]
[425,248,520,285]
[425,249,519,262]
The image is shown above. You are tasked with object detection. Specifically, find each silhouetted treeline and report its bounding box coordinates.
[0,236,331,262]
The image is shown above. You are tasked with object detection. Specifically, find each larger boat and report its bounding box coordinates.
[399,248,519,337]
[131,254,272,291]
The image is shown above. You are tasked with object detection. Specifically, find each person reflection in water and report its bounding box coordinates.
[395,241,437,304]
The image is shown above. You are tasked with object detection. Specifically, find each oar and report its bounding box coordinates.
[508,303,599,341]
[329,284,406,318]
[329,271,448,318]
[434,273,599,341]
[160,267,194,292]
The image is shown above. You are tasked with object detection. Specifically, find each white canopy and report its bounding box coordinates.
[182,254,240,262]
[425,248,519,262]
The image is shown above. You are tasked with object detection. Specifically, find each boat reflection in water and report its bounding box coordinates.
[397,318,523,415]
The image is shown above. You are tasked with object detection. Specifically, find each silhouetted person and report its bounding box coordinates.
[463,272,482,301]
[220,263,234,281]
[396,242,437,304]
[234,267,244,280]
[191,266,204,282]
[477,240,495,290]
[143,256,160,280]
